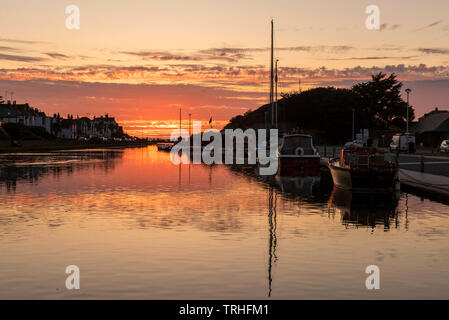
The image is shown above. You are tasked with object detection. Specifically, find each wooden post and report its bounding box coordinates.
[395,150,400,167]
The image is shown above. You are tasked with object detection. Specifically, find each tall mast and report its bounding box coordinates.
[188,113,192,137]
[179,108,182,139]
[275,59,278,128]
[270,19,274,127]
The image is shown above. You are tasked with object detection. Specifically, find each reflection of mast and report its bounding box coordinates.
[189,112,192,186]
[405,193,409,230]
[208,165,212,185]
[188,162,191,184]
[267,185,278,297]
[178,107,183,188]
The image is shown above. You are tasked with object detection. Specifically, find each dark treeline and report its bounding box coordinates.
[224,73,415,145]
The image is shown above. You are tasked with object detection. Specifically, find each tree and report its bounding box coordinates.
[224,73,416,144]
[352,73,414,131]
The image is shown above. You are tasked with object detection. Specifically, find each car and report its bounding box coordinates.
[440,140,449,152]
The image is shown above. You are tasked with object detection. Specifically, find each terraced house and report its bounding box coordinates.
[0,97,124,140]
[0,99,52,134]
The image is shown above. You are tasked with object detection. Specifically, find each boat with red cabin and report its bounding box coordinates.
[278,134,321,176]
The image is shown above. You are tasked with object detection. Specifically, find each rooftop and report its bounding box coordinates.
[414,108,449,134]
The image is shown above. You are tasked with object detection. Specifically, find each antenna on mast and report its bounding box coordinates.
[179,107,182,139]
[270,19,274,127]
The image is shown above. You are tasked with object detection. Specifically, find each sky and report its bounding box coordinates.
[0,0,448,137]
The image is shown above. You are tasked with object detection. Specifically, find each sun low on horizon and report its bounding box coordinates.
[1,0,449,138]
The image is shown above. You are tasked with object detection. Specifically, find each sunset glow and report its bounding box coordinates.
[1,0,449,137]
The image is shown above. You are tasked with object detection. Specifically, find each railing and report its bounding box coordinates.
[342,153,396,170]
[316,146,343,158]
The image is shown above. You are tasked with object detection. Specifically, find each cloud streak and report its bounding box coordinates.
[1,63,448,89]
[415,20,442,31]
[418,48,449,55]
[120,45,354,64]
[380,23,401,31]
[0,37,50,45]
[0,53,46,62]
[0,46,21,52]
[44,52,70,60]
[121,49,252,63]
[328,56,417,61]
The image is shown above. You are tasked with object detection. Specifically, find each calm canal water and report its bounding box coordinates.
[1,146,449,299]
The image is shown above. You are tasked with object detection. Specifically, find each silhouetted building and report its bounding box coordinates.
[92,114,123,138]
[413,108,449,147]
[76,116,93,138]
[1,99,124,140]
[58,119,76,139]
[0,101,53,133]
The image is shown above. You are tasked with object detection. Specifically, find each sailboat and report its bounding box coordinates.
[267,20,320,176]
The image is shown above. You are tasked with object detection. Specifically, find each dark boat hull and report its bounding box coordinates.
[329,161,397,192]
[278,156,320,176]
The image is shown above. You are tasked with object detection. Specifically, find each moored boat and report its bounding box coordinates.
[157,142,174,152]
[328,145,398,192]
[278,134,320,176]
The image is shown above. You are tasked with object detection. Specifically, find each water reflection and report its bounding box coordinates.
[0,150,123,192]
[225,164,404,295]
[227,164,333,200]
[328,188,399,230]
[267,185,277,297]
[2,146,449,299]
[225,163,406,231]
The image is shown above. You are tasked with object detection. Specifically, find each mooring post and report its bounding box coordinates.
[332,147,335,158]
[420,155,425,173]
[324,146,327,157]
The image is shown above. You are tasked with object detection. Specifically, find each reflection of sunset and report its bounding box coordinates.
[2,146,449,299]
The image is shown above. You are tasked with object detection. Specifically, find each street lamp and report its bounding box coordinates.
[405,88,411,135]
